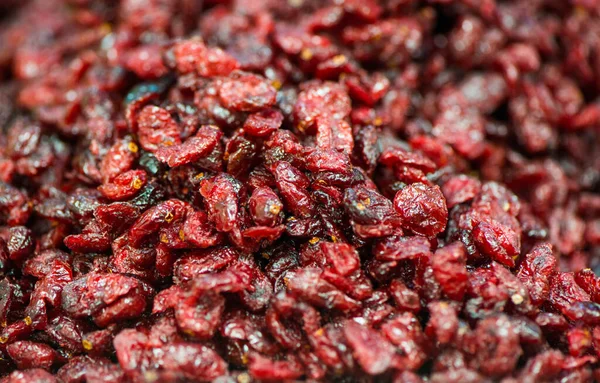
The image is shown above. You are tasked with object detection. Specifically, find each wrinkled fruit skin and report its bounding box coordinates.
[0,0,598,382]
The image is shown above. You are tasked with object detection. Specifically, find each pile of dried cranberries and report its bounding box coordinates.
[0,0,599,381]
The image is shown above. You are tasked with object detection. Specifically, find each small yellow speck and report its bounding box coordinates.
[261,252,270,259]
[503,202,510,212]
[420,7,434,19]
[330,235,338,243]
[183,329,195,337]
[287,216,297,222]
[269,204,281,215]
[164,211,174,223]
[356,202,366,211]
[223,152,230,161]
[128,142,138,153]
[332,55,347,65]
[82,339,93,351]
[363,197,371,206]
[309,237,320,245]
[1,320,6,328]
[300,48,314,61]
[131,178,143,189]
[283,277,290,287]
[144,371,159,383]
[237,372,251,383]
[511,294,524,305]
[163,140,174,147]
[297,120,307,133]
[178,229,185,241]
[241,353,249,365]
[373,117,383,126]
[575,6,588,17]
[160,234,169,243]
[314,328,324,337]
[23,316,32,326]
[0,336,8,344]
[194,172,205,180]
[100,23,112,34]
[271,79,282,90]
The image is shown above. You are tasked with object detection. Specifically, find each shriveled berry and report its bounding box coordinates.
[394,183,448,236]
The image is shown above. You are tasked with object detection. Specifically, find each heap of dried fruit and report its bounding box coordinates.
[0,0,599,381]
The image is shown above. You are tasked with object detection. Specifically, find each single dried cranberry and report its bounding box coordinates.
[394,183,448,237]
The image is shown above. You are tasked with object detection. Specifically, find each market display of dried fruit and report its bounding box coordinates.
[0,0,599,381]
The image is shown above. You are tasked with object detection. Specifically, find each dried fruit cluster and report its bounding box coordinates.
[0,0,599,382]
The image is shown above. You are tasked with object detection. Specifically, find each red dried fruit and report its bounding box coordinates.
[137,105,181,153]
[98,169,147,201]
[431,242,468,301]
[244,108,284,138]
[155,125,222,167]
[199,173,242,233]
[343,320,396,375]
[0,0,599,380]
[61,273,153,327]
[7,341,58,370]
[471,314,522,376]
[218,71,277,112]
[394,183,448,237]
[517,243,557,305]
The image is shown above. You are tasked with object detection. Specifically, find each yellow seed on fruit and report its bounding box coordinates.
[511,294,524,305]
[0,336,7,344]
[331,235,338,243]
[373,117,383,126]
[332,55,347,65]
[131,178,143,189]
[100,23,112,34]
[271,79,282,90]
[300,48,314,61]
[178,229,185,241]
[269,204,281,215]
[237,372,250,383]
[144,371,159,382]
[128,142,138,153]
[160,234,169,243]
[82,339,93,351]
[309,237,320,245]
[164,211,174,223]
[356,202,366,211]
